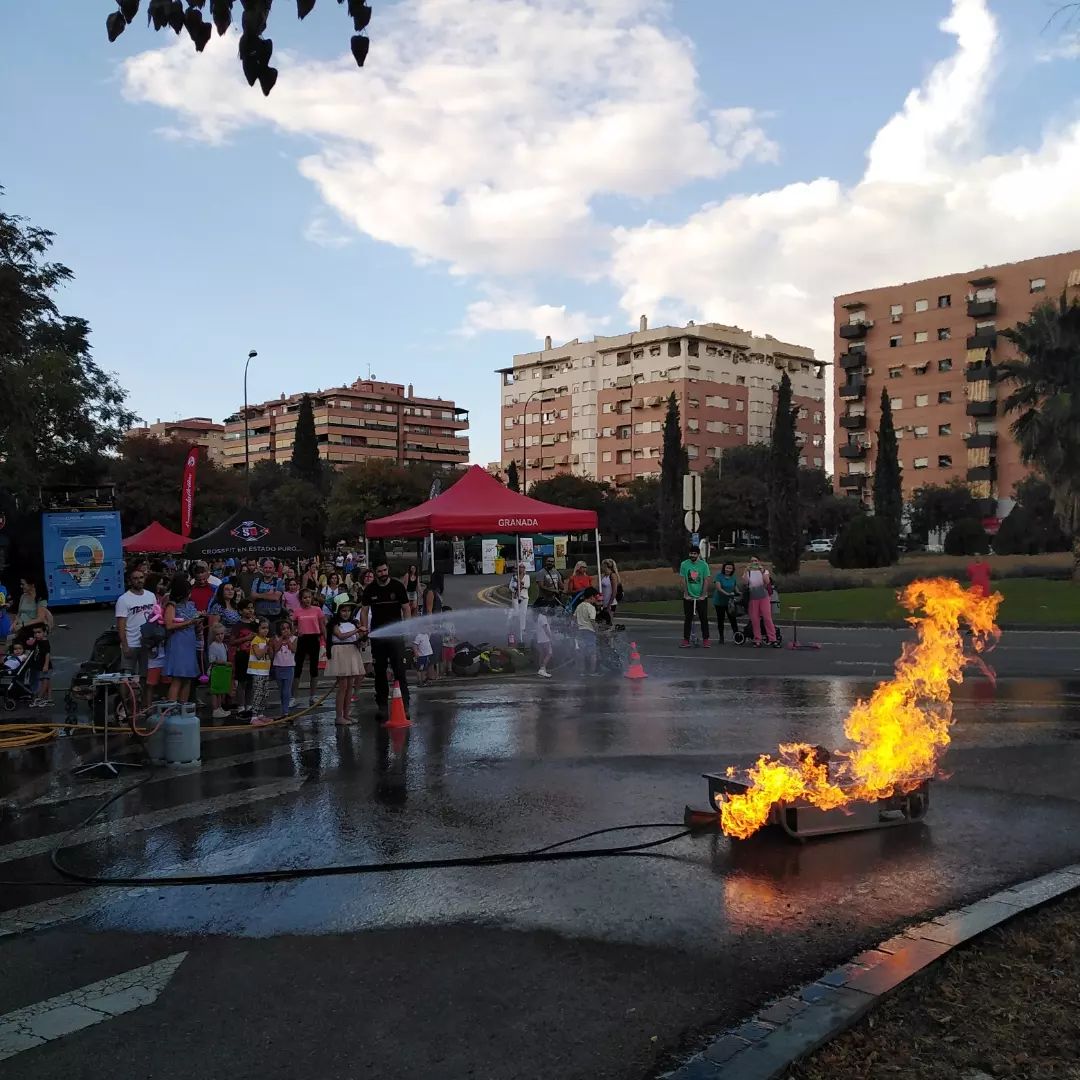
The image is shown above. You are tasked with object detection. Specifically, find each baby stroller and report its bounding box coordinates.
[64,628,124,716]
[731,591,784,648]
[1,649,37,711]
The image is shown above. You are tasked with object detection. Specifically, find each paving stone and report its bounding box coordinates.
[910,900,1017,946]
[994,872,1079,908]
[756,996,807,1026]
[819,962,869,987]
[25,1003,106,1041]
[87,985,160,1017]
[702,1033,751,1065]
[797,983,835,1004]
[0,1026,47,1061]
[874,931,923,954]
[733,1021,774,1042]
[845,937,950,996]
[665,1053,724,1080]
[849,948,891,969]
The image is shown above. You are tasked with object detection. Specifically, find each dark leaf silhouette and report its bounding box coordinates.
[210,0,233,35]
[258,66,279,95]
[347,0,371,32]
[119,0,140,23]
[148,0,170,30]
[350,33,369,66]
[297,0,316,17]
[106,10,127,41]
[167,0,185,33]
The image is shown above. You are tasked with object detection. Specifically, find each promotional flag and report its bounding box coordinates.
[181,446,200,537]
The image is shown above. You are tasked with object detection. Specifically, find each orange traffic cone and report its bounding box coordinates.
[383,680,411,728]
[624,641,648,680]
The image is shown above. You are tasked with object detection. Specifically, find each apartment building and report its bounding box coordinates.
[498,318,827,486]
[220,379,469,471]
[833,250,1080,517]
[126,417,226,460]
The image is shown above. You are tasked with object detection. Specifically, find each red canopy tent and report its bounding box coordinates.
[122,520,189,554]
[364,465,599,572]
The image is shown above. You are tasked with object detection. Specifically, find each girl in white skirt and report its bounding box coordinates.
[325,598,364,726]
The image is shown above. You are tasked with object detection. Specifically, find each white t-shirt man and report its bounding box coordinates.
[115,588,157,650]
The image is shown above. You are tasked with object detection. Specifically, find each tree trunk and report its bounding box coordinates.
[1073,533,1080,581]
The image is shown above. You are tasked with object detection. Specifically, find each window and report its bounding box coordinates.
[649,346,661,356]
[938,390,952,404]
[895,429,905,439]
[1030,277,1046,293]
[914,457,929,469]
[616,350,631,365]
[735,400,745,411]
[938,294,951,308]
[504,417,514,429]
[914,330,929,344]
[937,328,951,341]
[633,349,644,359]
[735,424,744,435]
[891,397,903,410]
[667,341,681,357]
[602,451,612,463]
[687,444,699,459]
[798,407,808,419]
[914,363,929,375]
[938,358,953,372]
[736,375,746,385]
[938,455,952,468]
[939,423,952,436]
[813,457,823,467]
[813,411,822,423]
[915,394,929,407]
[914,426,929,439]
[889,366,903,379]
[915,298,929,312]
[687,339,699,357]
[890,303,903,317]
[503,439,514,451]
[687,419,699,432]
[890,335,902,348]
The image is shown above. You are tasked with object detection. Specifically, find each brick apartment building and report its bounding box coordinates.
[126,417,226,460]
[498,318,828,487]
[220,379,470,471]
[834,250,1080,518]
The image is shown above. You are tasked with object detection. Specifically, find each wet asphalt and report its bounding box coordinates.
[3,608,1080,1078]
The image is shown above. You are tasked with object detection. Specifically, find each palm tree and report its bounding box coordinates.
[998,291,1080,578]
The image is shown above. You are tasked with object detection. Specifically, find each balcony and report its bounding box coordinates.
[840,443,868,460]
[967,299,997,318]
[967,464,997,482]
[840,413,867,431]
[966,329,997,349]
[965,363,995,382]
[839,380,866,400]
[839,321,871,340]
[839,473,868,490]
[966,400,997,417]
[840,350,867,371]
[965,433,997,450]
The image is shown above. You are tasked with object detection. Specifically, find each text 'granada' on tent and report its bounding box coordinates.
[364,466,598,538]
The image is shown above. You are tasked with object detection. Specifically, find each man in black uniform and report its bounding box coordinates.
[360,559,413,718]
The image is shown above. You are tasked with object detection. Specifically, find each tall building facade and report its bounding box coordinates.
[220,379,469,471]
[833,251,1080,516]
[126,417,226,460]
[498,319,827,486]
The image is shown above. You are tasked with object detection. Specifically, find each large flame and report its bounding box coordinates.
[719,578,1001,839]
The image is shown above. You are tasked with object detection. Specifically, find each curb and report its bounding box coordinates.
[659,862,1080,1080]
[619,612,1080,631]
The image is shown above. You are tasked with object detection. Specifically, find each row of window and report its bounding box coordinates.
[888,358,955,375]
[889,328,951,346]
[876,278,1044,320]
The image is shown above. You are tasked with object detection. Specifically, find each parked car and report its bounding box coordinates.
[808,538,834,554]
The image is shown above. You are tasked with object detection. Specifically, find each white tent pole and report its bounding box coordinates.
[430,531,436,575]
[593,528,601,579]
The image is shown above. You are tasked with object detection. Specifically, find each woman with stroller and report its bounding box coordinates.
[742,556,778,648]
[711,561,740,644]
[11,578,52,638]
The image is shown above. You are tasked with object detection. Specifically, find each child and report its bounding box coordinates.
[231,600,259,716]
[2,642,25,674]
[146,641,166,705]
[325,598,364,727]
[247,618,274,726]
[412,631,434,684]
[207,623,231,720]
[535,609,553,678]
[440,608,456,676]
[272,620,297,717]
[769,583,782,626]
[29,626,52,708]
[293,588,325,706]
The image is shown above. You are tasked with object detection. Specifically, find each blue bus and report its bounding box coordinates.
[42,511,124,607]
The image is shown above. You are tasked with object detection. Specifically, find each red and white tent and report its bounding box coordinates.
[364,466,599,570]
[122,520,189,554]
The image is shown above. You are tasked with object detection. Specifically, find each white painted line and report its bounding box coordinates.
[0,776,305,865]
[0,952,186,1061]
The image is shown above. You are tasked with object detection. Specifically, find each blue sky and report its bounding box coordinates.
[3,1,1079,466]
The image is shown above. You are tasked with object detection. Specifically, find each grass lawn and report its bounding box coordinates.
[620,577,1080,625]
[791,889,1080,1080]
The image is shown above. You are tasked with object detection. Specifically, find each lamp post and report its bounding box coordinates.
[243,349,258,493]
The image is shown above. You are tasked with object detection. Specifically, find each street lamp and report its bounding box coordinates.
[243,349,258,492]
[520,384,567,490]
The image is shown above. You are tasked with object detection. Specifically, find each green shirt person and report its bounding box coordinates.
[678,545,712,647]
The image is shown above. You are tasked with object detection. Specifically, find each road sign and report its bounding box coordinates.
[682,473,701,512]
[684,510,700,533]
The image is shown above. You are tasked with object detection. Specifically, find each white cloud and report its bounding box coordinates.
[121,0,776,277]
[460,290,604,341]
[303,214,353,249]
[609,0,1080,380]
[1037,31,1080,62]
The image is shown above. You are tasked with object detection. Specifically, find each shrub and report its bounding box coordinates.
[944,518,990,557]
[829,516,894,569]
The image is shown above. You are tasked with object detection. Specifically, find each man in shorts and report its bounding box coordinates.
[116,568,157,706]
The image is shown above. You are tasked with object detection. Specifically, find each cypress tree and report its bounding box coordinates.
[290,393,323,487]
[768,372,801,573]
[873,387,903,563]
[659,391,686,570]
[506,459,520,493]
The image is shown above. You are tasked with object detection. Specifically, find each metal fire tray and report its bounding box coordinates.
[704,772,931,841]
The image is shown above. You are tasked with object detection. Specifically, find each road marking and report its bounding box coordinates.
[0,776,305,865]
[0,952,187,1061]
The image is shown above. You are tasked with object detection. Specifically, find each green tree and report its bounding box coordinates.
[944,518,990,557]
[701,445,769,543]
[829,514,892,569]
[768,372,800,573]
[1013,475,1069,550]
[604,475,660,544]
[103,0,372,95]
[262,477,326,549]
[506,460,520,493]
[908,480,980,542]
[998,291,1080,578]
[527,474,609,516]
[0,195,137,508]
[290,393,323,488]
[658,392,685,569]
[327,459,427,540]
[872,388,902,563]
